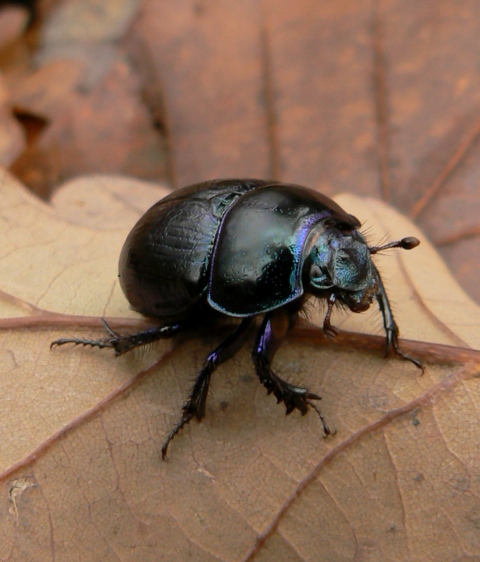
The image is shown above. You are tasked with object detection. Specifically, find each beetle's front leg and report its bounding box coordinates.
[373,265,423,371]
[252,306,330,435]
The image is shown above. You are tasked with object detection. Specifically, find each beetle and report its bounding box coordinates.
[51,179,421,458]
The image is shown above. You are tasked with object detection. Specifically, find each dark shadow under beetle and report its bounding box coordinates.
[51,179,422,458]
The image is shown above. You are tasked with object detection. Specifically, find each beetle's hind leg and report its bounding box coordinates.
[252,308,330,435]
[51,318,185,356]
[161,317,253,459]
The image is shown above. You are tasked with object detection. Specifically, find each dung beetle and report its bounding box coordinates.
[52,179,421,458]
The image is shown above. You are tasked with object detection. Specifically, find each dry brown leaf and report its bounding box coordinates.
[0,75,24,167]
[0,172,479,561]
[0,6,29,51]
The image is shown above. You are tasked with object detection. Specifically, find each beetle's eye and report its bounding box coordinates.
[310,264,333,288]
[311,264,322,278]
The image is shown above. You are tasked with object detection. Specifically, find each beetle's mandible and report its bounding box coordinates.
[51,179,422,458]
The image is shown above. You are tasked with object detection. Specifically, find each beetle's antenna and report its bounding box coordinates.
[369,236,420,255]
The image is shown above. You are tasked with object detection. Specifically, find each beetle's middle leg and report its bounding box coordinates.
[161,317,254,459]
[252,306,330,435]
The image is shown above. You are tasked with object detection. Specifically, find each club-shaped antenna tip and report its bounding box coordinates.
[401,237,420,250]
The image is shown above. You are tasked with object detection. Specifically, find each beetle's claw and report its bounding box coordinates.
[307,399,330,436]
[305,391,322,401]
[394,348,424,372]
[323,324,339,339]
[323,325,339,339]
[161,410,195,461]
[101,317,120,338]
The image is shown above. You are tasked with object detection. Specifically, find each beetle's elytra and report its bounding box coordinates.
[52,179,422,458]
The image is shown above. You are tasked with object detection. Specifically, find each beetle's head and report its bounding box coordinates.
[306,226,378,313]
[305,225,420,314]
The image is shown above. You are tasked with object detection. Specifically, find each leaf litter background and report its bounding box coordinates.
[0,1,480,561]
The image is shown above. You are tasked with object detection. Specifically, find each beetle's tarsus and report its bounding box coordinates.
[254,352,326,421]
[390,339,424,372]
[395,349,424,372]
[307,399,330,436]
[50,337,115,351]
[322,294,338,338]
[385,327,424,372]
[51,334,136,357]
[161,411,194,461]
